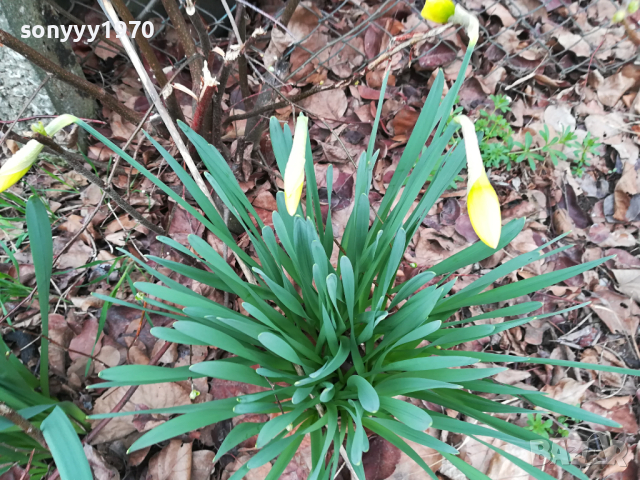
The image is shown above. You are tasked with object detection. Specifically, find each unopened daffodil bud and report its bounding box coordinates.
[421,0,456,24]
[629,0,639,13]
[283,114,309,216]
[454,115,501,249]
[0,114,77,193]
[421,0,479,46]
[613,9,626,22]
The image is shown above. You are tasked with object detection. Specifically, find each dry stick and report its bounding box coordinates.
[224,84,336,124]
[236,5,253,111]
[0,29,143,126]
[0,403,48,450]
[42,0,126,55]
[19,449,36,480]
[159,0,203,96]
[220,0,242,44]
[97,0,256,284]
[240,0,301,146]
[31,133,164,235]
[110,0,185,124]
[0,74,52,149]
[188,8,212,56]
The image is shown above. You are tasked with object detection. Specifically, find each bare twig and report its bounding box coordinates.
[42,0,126,54]
[0,74,52,149]
[189,10,212,56]
[235,0,297,37]
[158,0,203,96]
[0,29,143,125]
[97,0,256,284]
[236,5,253,111]
[19,449,36,480]
[32,133,165,236]
[224,84,337,124]
[220,0,242,44]
[0,403,48,450]
[110,0,185,124]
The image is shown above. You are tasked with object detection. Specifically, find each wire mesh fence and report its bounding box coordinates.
[56,0,634,103]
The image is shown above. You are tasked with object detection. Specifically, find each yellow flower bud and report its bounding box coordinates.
[613,9,626,22]
[422,1,479,46]
[629,0,639,14]
[421,0,456,24]
[454,115,501,249]
[283,114,309,216]
[0,114,77,193]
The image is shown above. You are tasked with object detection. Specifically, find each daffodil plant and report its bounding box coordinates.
[6,5,638,480]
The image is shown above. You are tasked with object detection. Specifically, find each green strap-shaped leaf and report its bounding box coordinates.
[26,196,53,397]
[347,376,379,413]
[190,361,270,388]
[41,407,92,480]
[379,396,432,431]
[214,421,264,462]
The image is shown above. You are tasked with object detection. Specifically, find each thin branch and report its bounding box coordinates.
[0,29,143,126]
[31,133,165,236]
[0,403,48,450]
[0,74,52,148]
[110,0,185,124]
[189,10,212,56]
[97,0,256,285]
[42,0,126,54]
[235,0,297,37]
[220,0,242,44]
[224,84,337,124]
[236,5,253,111]
[158,0,203,96]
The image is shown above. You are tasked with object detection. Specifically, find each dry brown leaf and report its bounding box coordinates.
[362,436,402,480]
[299,88,348,121]
[612,269,640,304]
[191,450,215,480]
[148,439,191,480]
[90,383,191,444]
[589,286,640,336]
[597,72,636,107]
[83,444,120,480]
[544,105,575,132]
[48,313,71,374]
[328,38,365,78]
[69,316,102,361]
[582,396,638,433]
[223,454,272,480]
[556,32,591,57]
[542,378,593,405]
[388,434,442,479]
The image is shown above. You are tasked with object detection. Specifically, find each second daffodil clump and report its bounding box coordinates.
[0,114,78,193]
[455,115,501,249]
[283,114,309,215]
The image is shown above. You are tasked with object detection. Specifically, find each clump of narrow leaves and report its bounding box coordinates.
[81,49,638,480]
